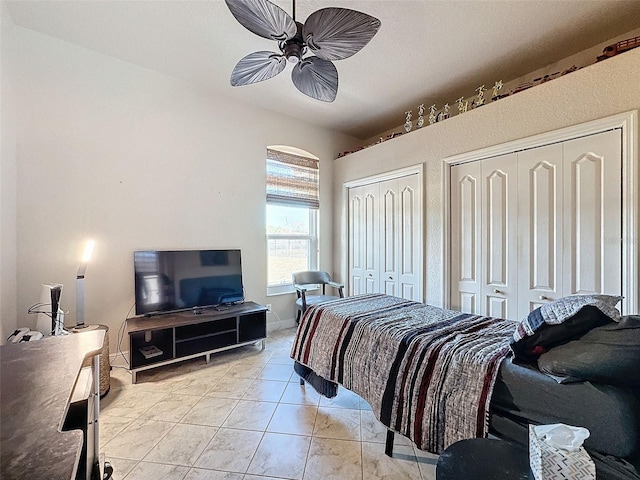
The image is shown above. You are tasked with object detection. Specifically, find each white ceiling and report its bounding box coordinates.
[6,0,640,140]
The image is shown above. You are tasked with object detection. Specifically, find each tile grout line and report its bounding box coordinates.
[104,330,436,480]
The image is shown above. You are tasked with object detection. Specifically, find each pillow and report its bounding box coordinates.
[510,294,622,362]
[537,315,640,385]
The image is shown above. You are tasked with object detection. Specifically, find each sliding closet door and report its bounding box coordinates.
[516,143,564,318]
[562,129,622,297]
[450,161,481,313]
[480,154,518,319]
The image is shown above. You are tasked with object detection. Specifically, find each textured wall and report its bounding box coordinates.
[333,48,640,307]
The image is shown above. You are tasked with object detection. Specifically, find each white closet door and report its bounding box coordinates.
[379,174,422,301]
[348,183,380,295]
[397,174,422,301]
[517,144,564,318]
[450,161,482,314]
[348,185,366,296]
[380,179,400,297]
[562,129,622,297]
[363,183,381,293]
[481,154,518,319]
[348,173,422,300]
[448,123,627,319]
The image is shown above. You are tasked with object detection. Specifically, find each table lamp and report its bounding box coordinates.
[76,239,95,328]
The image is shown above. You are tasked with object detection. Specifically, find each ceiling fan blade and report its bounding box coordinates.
[225,0,297,41]
[291,56,338,102]
[230,51,286,86]
[302,8,381,61]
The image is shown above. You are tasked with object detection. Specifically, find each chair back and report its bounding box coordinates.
[292,270,333,286]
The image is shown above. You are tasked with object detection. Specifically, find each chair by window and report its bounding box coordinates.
[293,270,344,323]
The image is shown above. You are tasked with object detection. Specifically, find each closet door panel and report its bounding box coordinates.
[363,185,380,293]
[348,186,365,296]
[398,174,422,301]
[450,162,481,313]
[349,183,380,295]
[517,144,563,317]
[562,129,622,296]
[380,179,399,297]
[481,154,518,319]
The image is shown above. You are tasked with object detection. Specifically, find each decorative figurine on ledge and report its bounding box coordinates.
[437,103,450,122]
[596,35,640,61]
[456,96,468,114]
[534,72,560,84]
[491,80,503,101]
[416,104,425,128]
[428,104,437,125]
[561,65,580,76]
[404,110,413,133]
[472,85,486,108]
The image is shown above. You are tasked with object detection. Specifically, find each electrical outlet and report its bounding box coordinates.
[266,304,272,312]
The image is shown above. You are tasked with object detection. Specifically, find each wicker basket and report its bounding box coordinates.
[76,324,111,397]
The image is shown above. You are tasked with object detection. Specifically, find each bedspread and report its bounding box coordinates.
[290,294,517,453]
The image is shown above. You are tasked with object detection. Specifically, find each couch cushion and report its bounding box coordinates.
[537,315,640,385]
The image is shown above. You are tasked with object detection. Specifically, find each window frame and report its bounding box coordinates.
[266,205,318,296]
[265,147,320,296]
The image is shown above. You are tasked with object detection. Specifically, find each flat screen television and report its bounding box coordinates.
[134,249,245,316]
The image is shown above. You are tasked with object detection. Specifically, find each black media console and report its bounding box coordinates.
[127,301,267,383]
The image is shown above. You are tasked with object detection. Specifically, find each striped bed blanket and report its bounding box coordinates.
[290,294,517,453]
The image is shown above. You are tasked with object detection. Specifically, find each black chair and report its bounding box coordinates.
[292,271,344,323]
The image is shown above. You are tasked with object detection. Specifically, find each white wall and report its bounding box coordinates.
[7,25,357,350]
[333,48,640,308]
[0,4,18,343]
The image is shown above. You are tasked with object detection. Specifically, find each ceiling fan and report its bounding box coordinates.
[225,0,381,102]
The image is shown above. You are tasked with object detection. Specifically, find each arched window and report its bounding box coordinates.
[266,146,319,295]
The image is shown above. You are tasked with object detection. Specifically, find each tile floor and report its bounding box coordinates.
[101,328,438,480]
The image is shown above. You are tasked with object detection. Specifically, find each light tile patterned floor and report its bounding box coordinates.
[101,328,438,480]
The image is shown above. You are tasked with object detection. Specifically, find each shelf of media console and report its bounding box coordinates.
[127,301,267,383]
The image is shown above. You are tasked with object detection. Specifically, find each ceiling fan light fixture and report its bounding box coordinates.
[225,0,381,101]
[283,42,303,63]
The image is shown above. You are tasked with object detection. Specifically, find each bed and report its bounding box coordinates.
[290,293,640,480]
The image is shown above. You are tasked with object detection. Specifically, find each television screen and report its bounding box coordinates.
[134,249,244,316]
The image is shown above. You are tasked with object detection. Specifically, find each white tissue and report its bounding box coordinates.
[533,423,590,452]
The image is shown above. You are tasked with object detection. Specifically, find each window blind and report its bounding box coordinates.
[266,149,319,209]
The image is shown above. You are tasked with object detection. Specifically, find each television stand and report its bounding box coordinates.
[127,301,267,383]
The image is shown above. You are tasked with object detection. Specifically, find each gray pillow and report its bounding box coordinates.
[537,315,640,385]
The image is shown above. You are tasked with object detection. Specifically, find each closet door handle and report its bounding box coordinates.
[539,294,551,301]
[493,289,503,295]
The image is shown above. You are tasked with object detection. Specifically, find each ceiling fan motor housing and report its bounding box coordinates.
[282,22,305,63]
